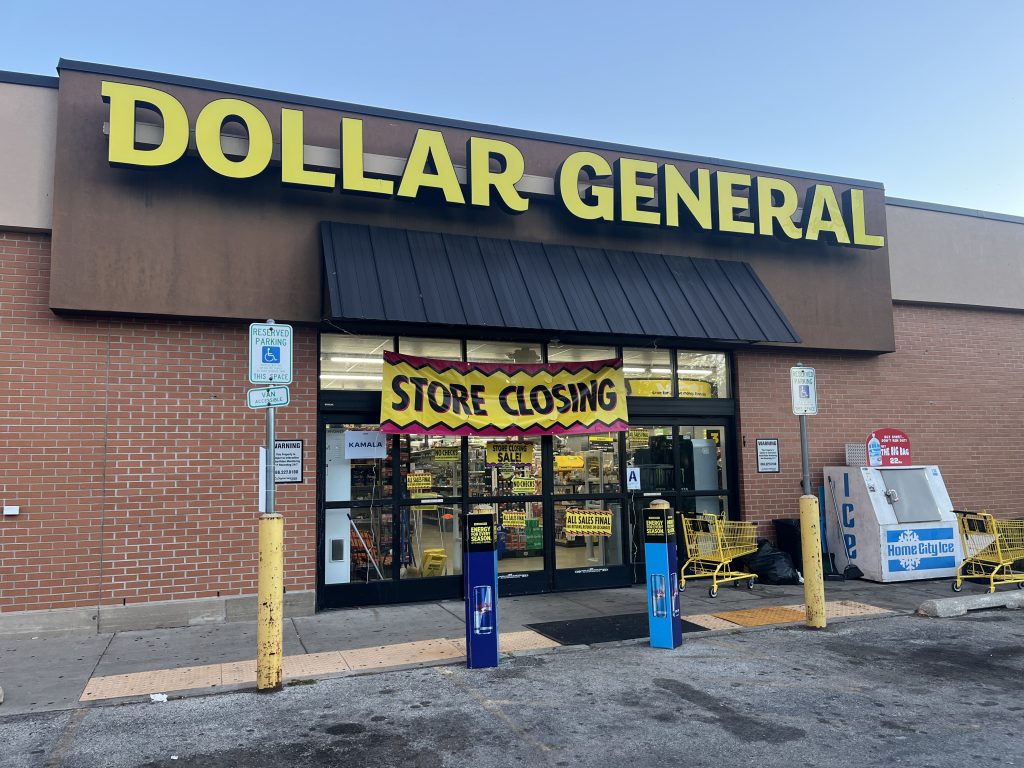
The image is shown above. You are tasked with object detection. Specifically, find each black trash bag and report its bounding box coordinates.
[740,538,801,585]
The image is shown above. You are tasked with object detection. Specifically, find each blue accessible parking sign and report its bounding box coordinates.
[249,323,293,384]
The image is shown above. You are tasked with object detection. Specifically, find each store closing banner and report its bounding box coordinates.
[380,352,629,436]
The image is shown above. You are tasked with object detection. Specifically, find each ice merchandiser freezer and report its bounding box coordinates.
[823,466,963,582]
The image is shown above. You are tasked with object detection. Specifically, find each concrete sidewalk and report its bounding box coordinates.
[0,576,994,716]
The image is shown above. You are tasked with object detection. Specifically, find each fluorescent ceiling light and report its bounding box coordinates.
[327,356,382,364]
[625,367,672,375]
[677,368,713,376]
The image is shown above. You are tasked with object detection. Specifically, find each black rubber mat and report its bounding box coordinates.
[525,612,707,645]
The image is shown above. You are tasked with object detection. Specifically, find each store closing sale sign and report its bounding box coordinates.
[380,352,628,436]
[485,442,534,466]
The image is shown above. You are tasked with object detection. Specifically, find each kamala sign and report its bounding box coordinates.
[101,81,885,249]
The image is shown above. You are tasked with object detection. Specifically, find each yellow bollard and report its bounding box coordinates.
[256,512,284,691]
[799,495,827,629]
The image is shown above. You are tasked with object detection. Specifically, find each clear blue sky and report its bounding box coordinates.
[4,1,1022,214]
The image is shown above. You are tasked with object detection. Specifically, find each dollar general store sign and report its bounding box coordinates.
[101,81,885,248]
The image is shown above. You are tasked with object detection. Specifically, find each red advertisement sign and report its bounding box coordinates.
[867,429,912,467]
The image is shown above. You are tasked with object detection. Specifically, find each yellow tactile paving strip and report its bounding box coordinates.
[704,600,892,630]
[342,639,464,671]
[79,601,891,702]
[81,665,223,701]
[80,630,557,702]
[824,600,894,619]
[684,613,743,630]
[713,606,807,627]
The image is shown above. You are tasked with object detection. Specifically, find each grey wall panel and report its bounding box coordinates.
[887,202,1024,310]
[0,82,57,230]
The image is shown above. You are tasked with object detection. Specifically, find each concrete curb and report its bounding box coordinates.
[918,591,1024,617]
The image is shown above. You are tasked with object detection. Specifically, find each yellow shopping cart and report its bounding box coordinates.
[679,514,758,597]
[952,511,1024,593]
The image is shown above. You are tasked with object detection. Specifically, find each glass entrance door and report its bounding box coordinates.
[624,418,737,583]
[550,432,632,591]
[319,417,735,607]
[467,436,547,596]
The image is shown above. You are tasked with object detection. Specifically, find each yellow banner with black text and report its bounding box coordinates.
[380,352,628,437]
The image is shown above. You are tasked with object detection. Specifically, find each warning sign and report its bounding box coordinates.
[486,442,535,466]
[501,510,527,529]
[564,509,613,537]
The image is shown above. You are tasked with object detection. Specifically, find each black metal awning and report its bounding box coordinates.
[321,222,799,344]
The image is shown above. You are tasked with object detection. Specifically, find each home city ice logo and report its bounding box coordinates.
[891,530,922,570]
[885,527,958,572]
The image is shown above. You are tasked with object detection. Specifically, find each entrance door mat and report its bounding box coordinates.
[525,612,706,645]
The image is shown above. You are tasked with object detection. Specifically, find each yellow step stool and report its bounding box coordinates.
[421,548,448,577]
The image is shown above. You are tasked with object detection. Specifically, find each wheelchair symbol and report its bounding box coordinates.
[262,346,281,364]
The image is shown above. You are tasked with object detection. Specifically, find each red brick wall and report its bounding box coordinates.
[4,228,1022,612]
[0,231,317,612]
[735,303,1024,538]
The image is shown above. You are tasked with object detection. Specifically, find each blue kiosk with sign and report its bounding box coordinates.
[644,500,683,649]
[463,510,500,668]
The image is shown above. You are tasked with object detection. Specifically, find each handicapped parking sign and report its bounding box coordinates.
[249,323,293,384]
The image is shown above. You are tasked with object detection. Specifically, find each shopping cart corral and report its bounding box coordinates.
[953,511,1024,593]
[679,514,758,597]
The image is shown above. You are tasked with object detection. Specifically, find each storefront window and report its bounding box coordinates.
[397,504,463,579]
[554,500,623,568]
[624,426,675,493]
[398,337,462,360]
[547,344,616,363]
[326,504,393,584]
[325,423,391,502]
[468,437,541,497]
[553,433,620,495]
[677,351,729,398]
[401,435,462,498]
[623,347,673,397]
[678,425,727,492]
[679,495,730,518]
[465,340,542,364]
[497,501,545,573]
[319,334,393,391]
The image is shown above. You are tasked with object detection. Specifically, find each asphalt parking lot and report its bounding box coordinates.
[2,609,1021,768]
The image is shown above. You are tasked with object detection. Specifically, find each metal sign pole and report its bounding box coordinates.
[255,318,286,692]
[791,362,825,630]
[799,414,811,496]
[266,406,275,515]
